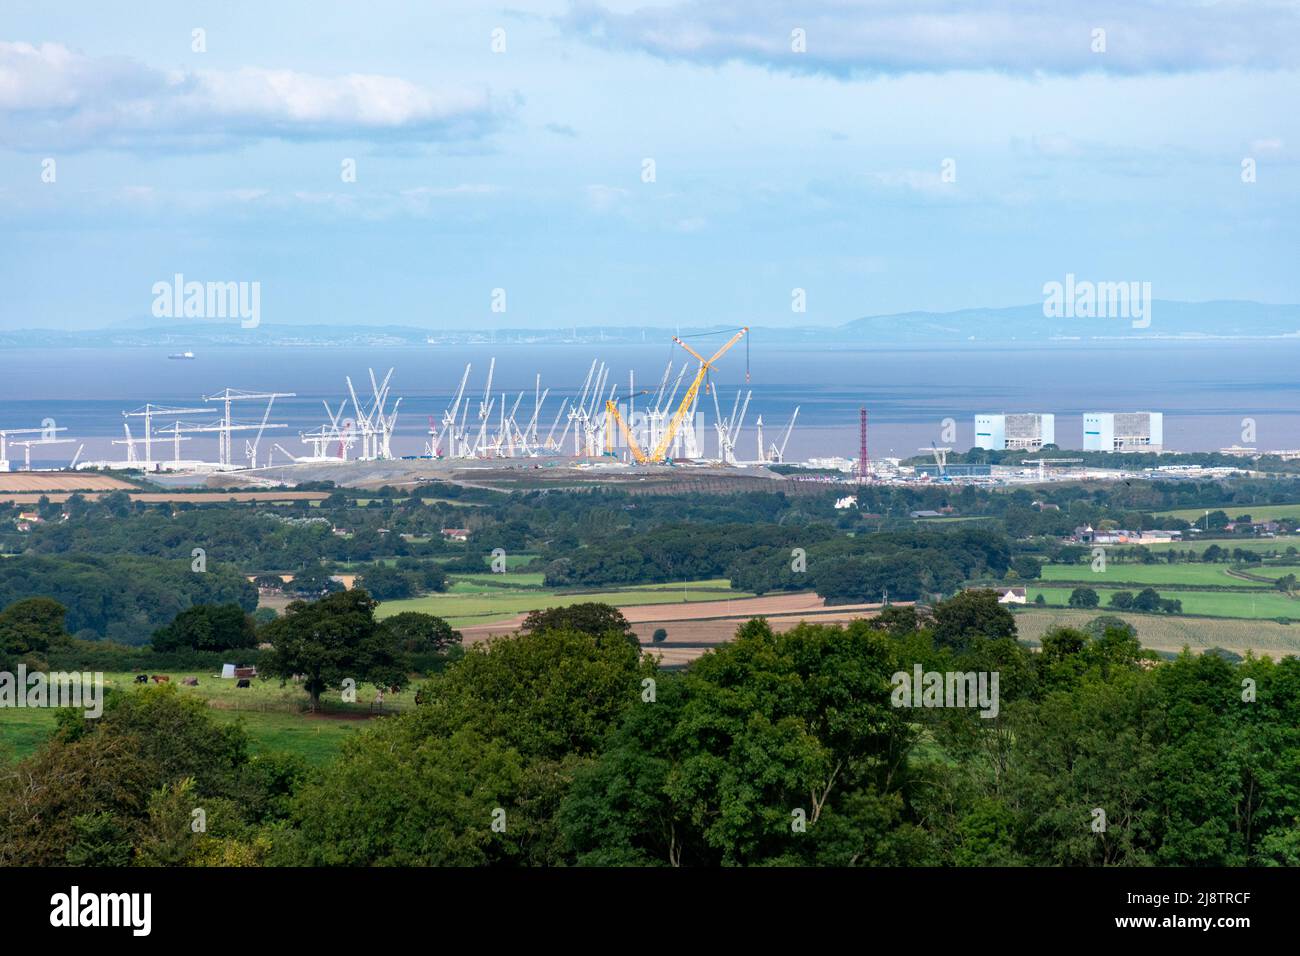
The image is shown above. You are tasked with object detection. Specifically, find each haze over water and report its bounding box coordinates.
[4,341,1298,465]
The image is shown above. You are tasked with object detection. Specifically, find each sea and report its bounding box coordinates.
[2,340,1298,467]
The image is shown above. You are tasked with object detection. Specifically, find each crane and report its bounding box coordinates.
[0,426,67,472]
[919,443,952,479]
[636,328,748,464]
[767,407,799,463]
[203,388,296,467]
[604,389,651,457]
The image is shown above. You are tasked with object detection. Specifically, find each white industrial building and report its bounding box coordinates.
[1082,412,1163,451]
[973,413,1055,451]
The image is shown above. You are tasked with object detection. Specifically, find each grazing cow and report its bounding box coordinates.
[181,677,199,687]
[133,674,148,684]
[235,678,251,689]
[152,675,170,684]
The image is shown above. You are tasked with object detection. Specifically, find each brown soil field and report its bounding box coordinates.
[0,490,330,504]
[459,592,895,664]
[0,472,135,493]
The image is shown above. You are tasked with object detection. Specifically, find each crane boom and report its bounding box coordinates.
[651,327,747,462]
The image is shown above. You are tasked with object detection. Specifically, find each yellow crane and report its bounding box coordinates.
[606,327,748,464]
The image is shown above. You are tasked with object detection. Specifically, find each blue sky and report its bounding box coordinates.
[1,0,1297,330]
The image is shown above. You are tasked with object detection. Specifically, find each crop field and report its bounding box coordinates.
[1013,607,1300,658]
[0,472,136,493]
[1028,585,1300,619]
[1038,563,1278,588]
[376,579,757,628]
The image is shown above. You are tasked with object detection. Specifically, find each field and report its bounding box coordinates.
[1157,504,1300,522]
[1038,563,1278,588]
[0,671,411,764]
[1013,607,1300,658]
[1028,585,1300,619]
[0,490,330,504]
[376,579,757,628]
[1138,536,1300,553]
[0,472,136,493]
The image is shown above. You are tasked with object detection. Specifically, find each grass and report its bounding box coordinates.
[0,707,371,765]
[0,671,405,766]
[1137,536,1300,554]
[1028,585,1300,619]
[450,572,548,588]
[1157,504,1300,522]
[376,579,754,627]
[1038,563,1277,588]
[1013,607,1300,658]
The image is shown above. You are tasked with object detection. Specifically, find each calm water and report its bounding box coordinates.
[2,342,1298,464]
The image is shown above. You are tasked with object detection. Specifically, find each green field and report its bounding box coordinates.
[1137,536,1300,554]
[451,571,547,587]
[377,580,754,627]
[0,671,404,765]
[1157,504,1300,522]
[1029,585,1300,619]
[1039,563,1279,588]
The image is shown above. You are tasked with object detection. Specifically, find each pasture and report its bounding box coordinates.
[0,671,405,765]
[1028,585,1300,619]
[1038,563,1277,588]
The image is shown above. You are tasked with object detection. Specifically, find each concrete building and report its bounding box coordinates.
[1082,412,1163,451]
[974,413,1055,451]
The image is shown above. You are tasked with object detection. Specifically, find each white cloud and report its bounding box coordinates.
[0,41,504,150]
[585,183,629,211]
[562,0,1300,78]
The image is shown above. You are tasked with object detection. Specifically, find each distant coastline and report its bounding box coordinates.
[3,300,1297,350]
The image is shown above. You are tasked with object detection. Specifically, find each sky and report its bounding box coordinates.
[1,0,1297,331]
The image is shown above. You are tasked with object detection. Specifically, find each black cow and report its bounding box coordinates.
[133,674,148,684]
[235,678,251,689]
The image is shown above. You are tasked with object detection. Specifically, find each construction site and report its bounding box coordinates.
[0,327,1231,495]
[0,328,820,490]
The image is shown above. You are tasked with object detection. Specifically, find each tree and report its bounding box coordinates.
[354,564,413,601]
[652,628,667,644]
[560,619,925,866]
[151,604,256,653]
[378,611,461,654]
[252,574,286,592]
[1011,556,1042,580]
[0,685,264,866]
[286,626,647,865]
[0,597,69,664]
[1132,587,1162,613]
[1068,587,1100,609]
[287,564,343,597]
[260,589,409,710]
[522,603,637,647]
[931,590,1016,652]
[1109,591,1135,610]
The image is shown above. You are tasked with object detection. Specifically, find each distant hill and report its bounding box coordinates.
[839,300,1300,343]
[3,300,1298,348]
